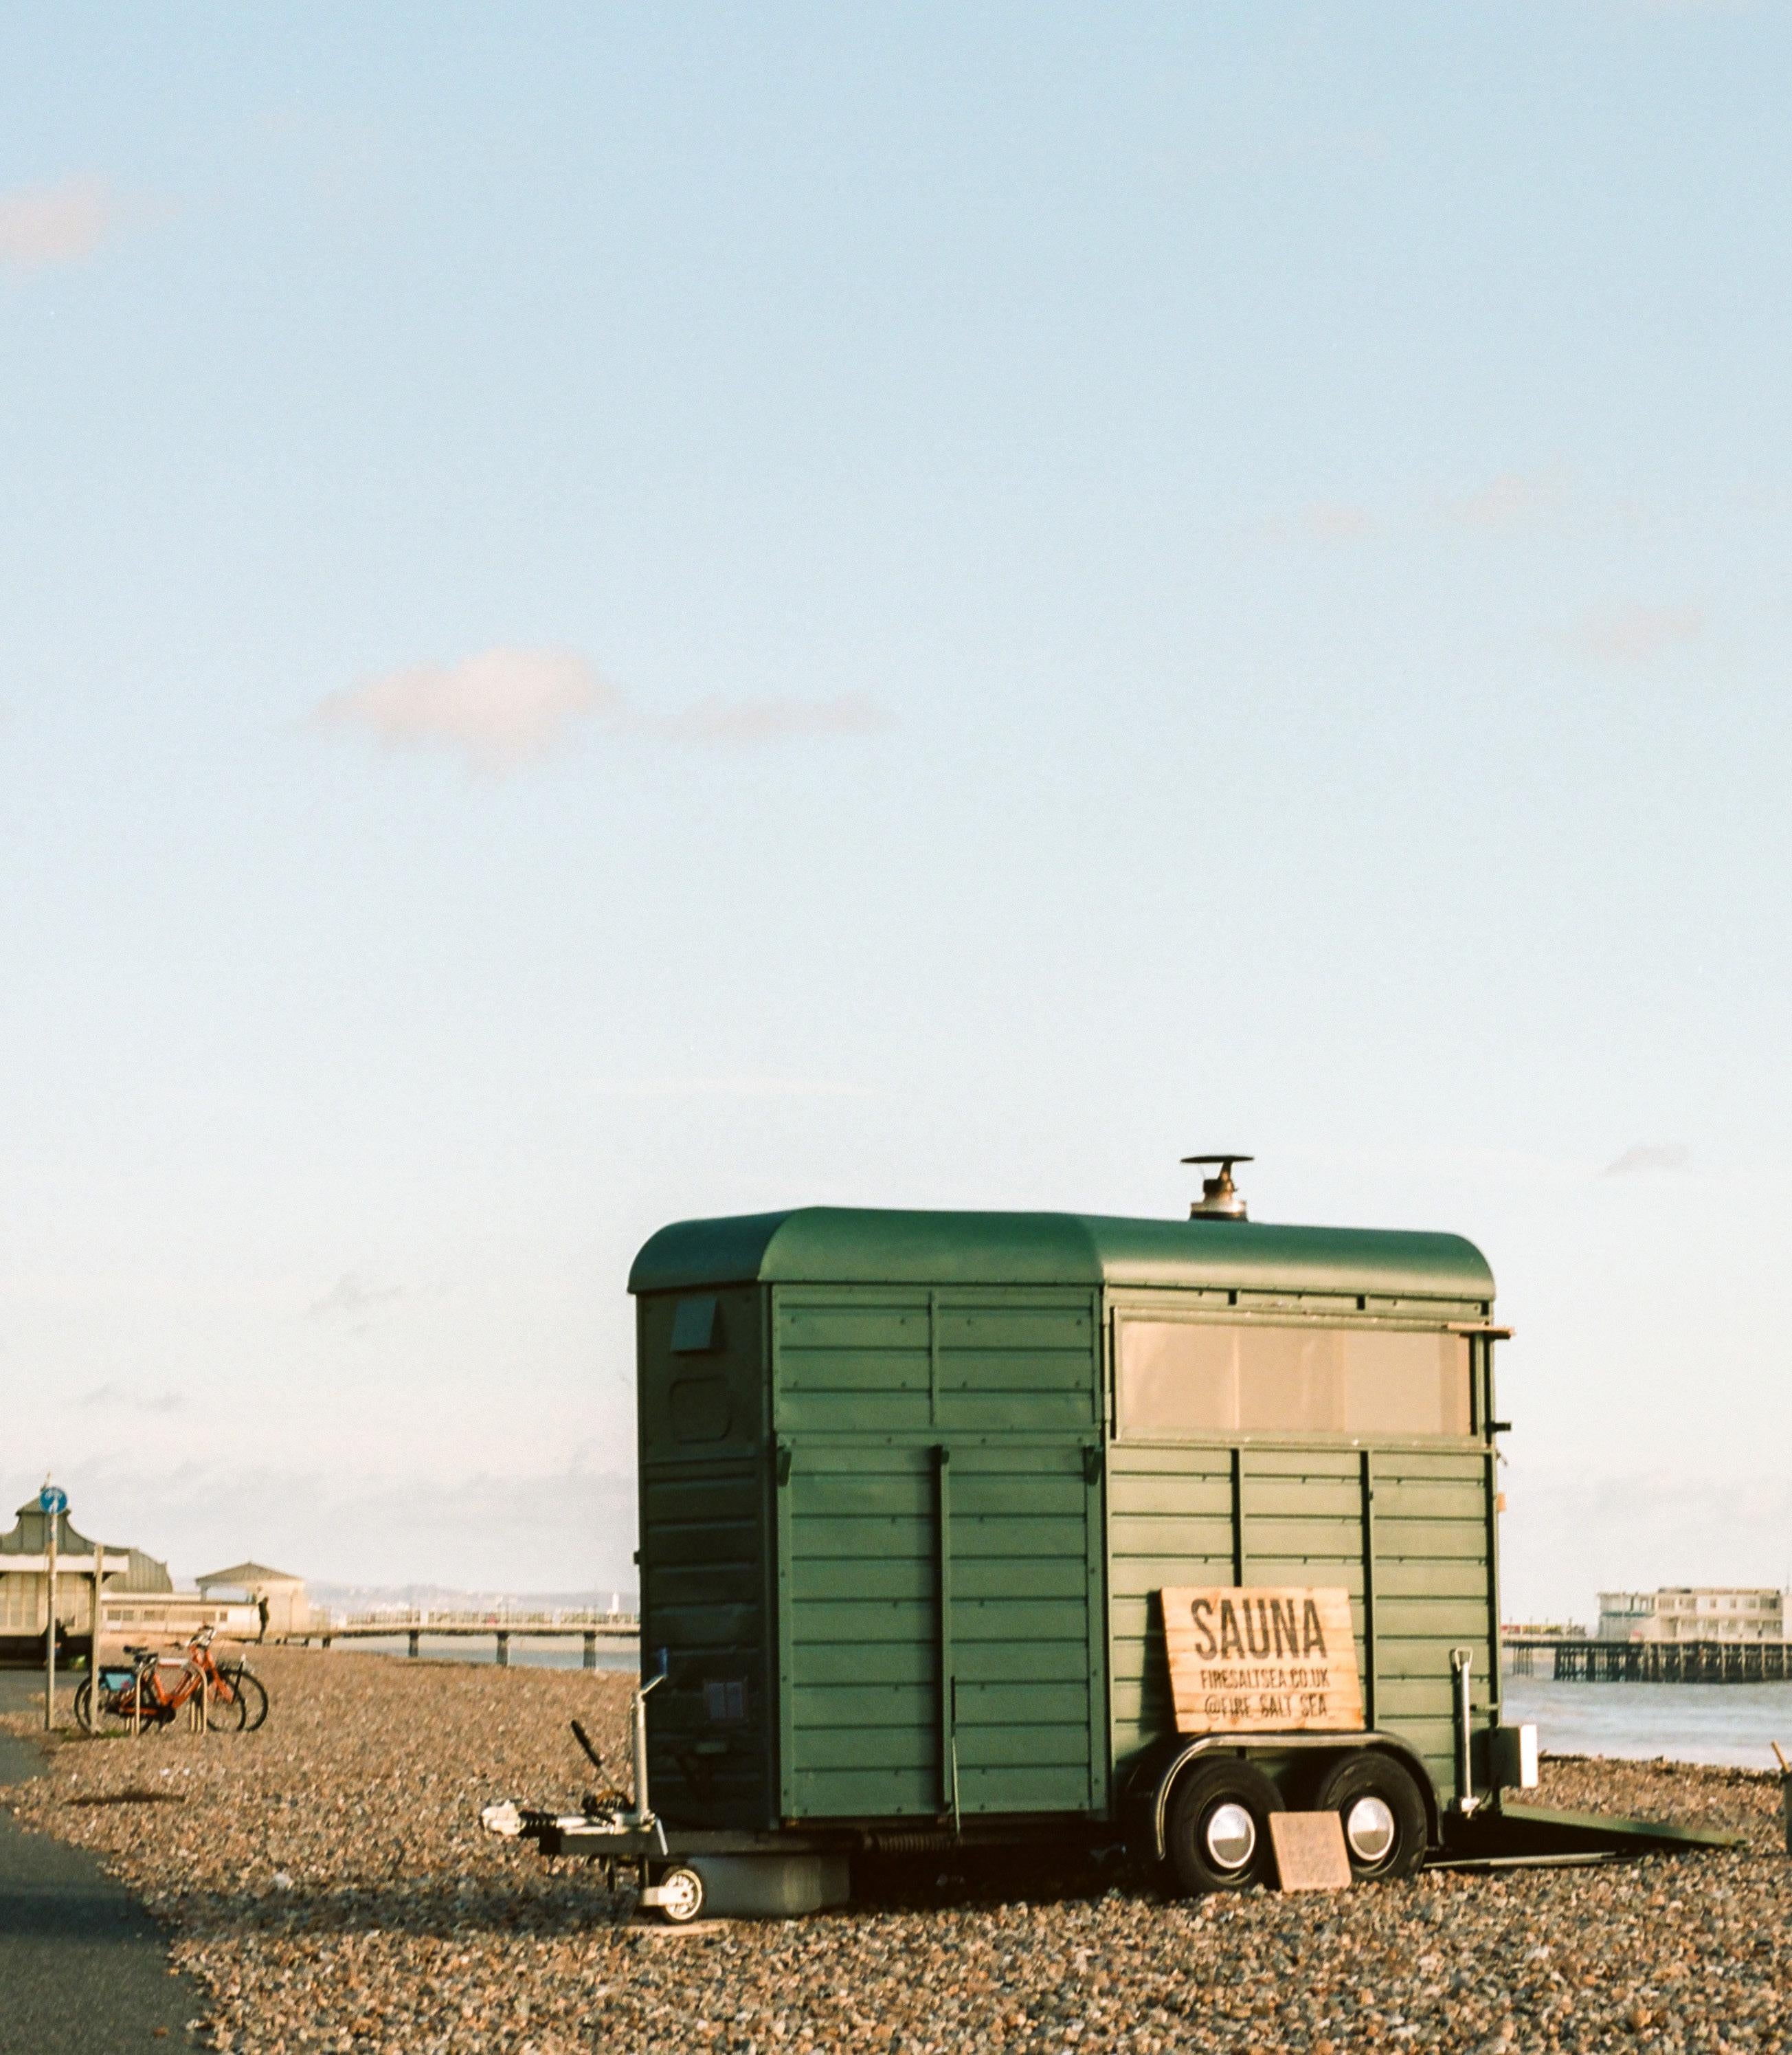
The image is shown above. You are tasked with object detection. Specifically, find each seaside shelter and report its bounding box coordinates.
[0,1498,171,1665]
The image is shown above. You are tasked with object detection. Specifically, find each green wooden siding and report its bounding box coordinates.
[638,1287,775,1828]
[774,1289,1097,1435]
[1365,1448,1497,1791]
[1108,1428,1494,1801]
[1108,1445,1235,1768]
[774,1287,1105,1821]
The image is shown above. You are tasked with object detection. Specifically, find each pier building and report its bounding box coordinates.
[1596,1588,1787,1643]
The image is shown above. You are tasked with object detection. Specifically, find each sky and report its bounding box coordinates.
[2,3,1788,1619]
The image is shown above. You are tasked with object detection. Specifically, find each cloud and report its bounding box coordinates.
[1443,467,1572,531]
[314,647,614,775]
[0,177,117,270]
[316,646,893,775]
[1602,1143,1692,1177]
[308,1272,404,1319]
[1255,502,1378,546]
[80,1384,184,1414]
[668,692,893,745]
[1565,602,1707,663]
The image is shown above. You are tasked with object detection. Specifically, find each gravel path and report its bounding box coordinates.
[3,1649,1788,2054]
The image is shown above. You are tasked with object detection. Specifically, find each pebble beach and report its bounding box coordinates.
[3,1648,1789,2054]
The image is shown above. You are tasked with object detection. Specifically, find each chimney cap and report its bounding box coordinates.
[1181,1154,1253,1221]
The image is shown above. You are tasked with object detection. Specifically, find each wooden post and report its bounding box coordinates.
[496,1631,509,1667]
[408,1629,421,1658]
[583,1631,596,1671]
[1773,1742,1791,1857]
[91,1547,106,1695]
[43,1505,58,1731]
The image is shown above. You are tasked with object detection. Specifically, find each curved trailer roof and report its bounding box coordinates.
[630,1208,1494,1304]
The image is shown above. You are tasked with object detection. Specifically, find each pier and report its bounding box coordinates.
[284,1610,639,1669]
[1505,1636,1792,1684]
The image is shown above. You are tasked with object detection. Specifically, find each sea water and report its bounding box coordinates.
[1505,1674,1792,1771]
[339,1646,1792,1773]
[344,1637,638,1674]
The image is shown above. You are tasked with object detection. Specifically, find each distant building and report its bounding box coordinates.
[0,1498,173,1663]
[195,1562,311,1636]
[103,1590,260,1642]
[1597,1588,1787,1643]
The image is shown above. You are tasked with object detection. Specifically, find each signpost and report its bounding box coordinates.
[1160,1585,1365,1735]
[91,1541,107,1728]
[40,1481,67,1731]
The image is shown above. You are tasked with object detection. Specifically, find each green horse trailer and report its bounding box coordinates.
[485,1168,1736,1919]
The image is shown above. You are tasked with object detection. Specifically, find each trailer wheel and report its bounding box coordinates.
[653,1865,706,1925]
[1165,1760,1284,1895]
[1312,1753,1428,1882]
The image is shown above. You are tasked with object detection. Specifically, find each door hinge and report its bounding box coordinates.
[774,1443,792,1485]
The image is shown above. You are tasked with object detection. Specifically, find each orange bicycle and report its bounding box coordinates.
[75,1624,268,1734]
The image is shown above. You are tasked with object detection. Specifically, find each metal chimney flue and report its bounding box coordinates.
[1183,1153,1252,1221]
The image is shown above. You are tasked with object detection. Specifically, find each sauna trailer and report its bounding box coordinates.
[487,1164,1732,1919]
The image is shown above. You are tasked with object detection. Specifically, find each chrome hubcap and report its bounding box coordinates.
[659,1869,703,1922]
[1203,1800,1257,1871]
[1344,1794,1397,1864]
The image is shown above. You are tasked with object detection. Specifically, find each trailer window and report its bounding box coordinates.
[1117,1322,1471,1438]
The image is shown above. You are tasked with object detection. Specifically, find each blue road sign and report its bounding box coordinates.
[38,1485,67,1517]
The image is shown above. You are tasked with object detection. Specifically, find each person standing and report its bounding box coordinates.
[256,1594,269,1643]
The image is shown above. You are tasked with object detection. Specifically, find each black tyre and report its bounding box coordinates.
[72,1678,93,1731]
[1165,1759,1284,1895]
[1311,1751,1429,1882]
[221,1667,269,1732]
[653,1864,706,1925]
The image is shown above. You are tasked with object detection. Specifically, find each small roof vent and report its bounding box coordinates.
[1183,1153,1252,1222]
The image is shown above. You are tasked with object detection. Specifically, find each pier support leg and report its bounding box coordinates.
[408,1630,420,1658]
[496,1632,509,1668]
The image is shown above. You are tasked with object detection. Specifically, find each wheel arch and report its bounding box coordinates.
[1130,1731,1442,1865]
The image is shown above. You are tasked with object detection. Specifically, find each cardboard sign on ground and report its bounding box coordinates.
[1159,1586,1364,1734]
[1269,1810,1354,1892]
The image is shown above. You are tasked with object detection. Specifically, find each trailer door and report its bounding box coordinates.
[938,1432,1104,1818]
[774,1287,1106,1822]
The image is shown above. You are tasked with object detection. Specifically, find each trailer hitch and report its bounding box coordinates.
[480,1650,671,1847]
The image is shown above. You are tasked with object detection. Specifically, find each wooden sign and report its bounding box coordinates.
[1160,1586,1363,1734]
[1269,1810,1353,1891]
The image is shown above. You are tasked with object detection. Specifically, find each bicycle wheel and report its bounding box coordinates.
[203,1676,249,1732]
[83,1674,152,1735]
[223,1665,269,1731]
